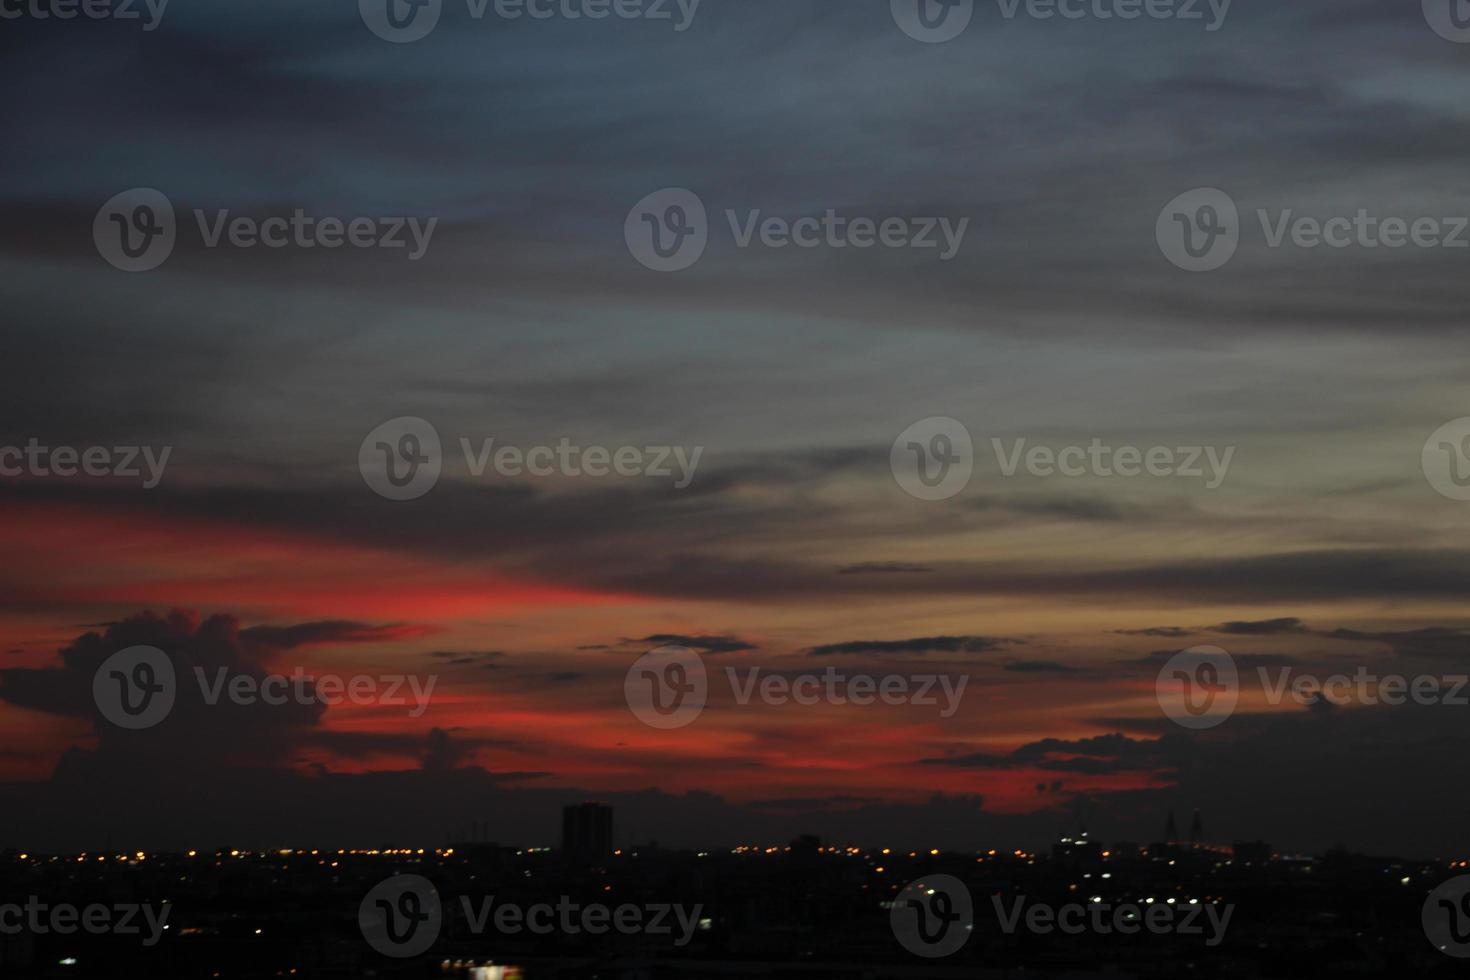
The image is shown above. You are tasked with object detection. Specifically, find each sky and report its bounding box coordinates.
[3,0,1470,856]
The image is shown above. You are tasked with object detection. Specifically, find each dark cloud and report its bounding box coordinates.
[1207,617,1310,636]
[1002,660,1086,675]
[745,796,882,811]
[836,562,931,575]
[0,610,326,766]
[240,620,436,650]
[920,733,1187,776]
[1115,649,1298,671]
[1321,626,1470,663]
[632,634,757,654]
[429,650,508,667]
[1114,627,1194,637]
[807,636,1024,657]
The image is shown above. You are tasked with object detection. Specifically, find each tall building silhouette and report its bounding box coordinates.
[561,802,613,864]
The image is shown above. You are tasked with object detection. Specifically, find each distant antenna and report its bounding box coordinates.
[1189,809,1203,848]
[1164,810,1178,845]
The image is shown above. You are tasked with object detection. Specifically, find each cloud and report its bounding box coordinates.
[240,620,438,650]
[920,733,1186,776]
[1320,626,1470,663]
[0,610,327,767]
[1114,627,1193,638]
[1002,660,1086,674]
[836,562,931,575]
[1114,650,1298,671]
[806,636,1024,657]
[632,634,757,654]
[429,650,509,668]
[1207,618,1309,636]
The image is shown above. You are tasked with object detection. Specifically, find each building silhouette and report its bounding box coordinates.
[561,802,613,864]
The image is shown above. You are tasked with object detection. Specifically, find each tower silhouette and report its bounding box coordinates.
[1164,810,1179,845]
[1189,809,1204,849]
